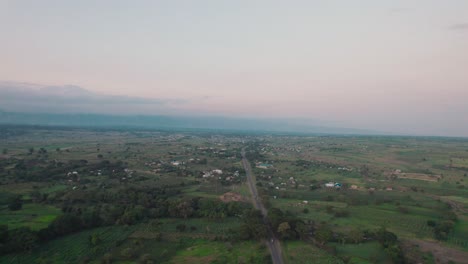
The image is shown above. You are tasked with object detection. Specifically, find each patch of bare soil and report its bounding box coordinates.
[219,192,244,202]
[406,239,468,264]
[385,170,441,182]
[170,255,215,264]
[399,173,441,182]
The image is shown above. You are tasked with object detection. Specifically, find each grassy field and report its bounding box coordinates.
[332,241,391,263]
[283,241,345,264]
[0,225,139,263]
[169,239,268,264]
[1,127,468,263]
[252,135,468,261]
[0,204,61,230]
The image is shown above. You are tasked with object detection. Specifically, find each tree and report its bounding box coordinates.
[238,209,268,240]
[375,228,397,248]
[0,225,9,254]
[315,226,332,245]
[121,247,135,259]
[101,253,114,264]
[295,221,310,240]
[384,244,405,264]
[176,224,186,232]
[6,227,38,252]
[88,233,101,247]
[8,195,23,211]
[139,254,153,264]
[2,149,7,155]
[30,191,42,203]
[169,200,194,219]
[433,220,455,241]
[277,222,291,240]
[427,220,436,227]
[48,214,83,237]
[28,147,34,154]
[347,229,364,244]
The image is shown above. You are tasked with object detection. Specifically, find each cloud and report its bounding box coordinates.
[388,8,412,14]
[0,81,185,114]
[449,23,468,31]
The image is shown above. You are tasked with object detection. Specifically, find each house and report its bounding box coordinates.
[212,169,223,174]
[202,172,212,178]
[256,163,273,169]
[325,182,342,189]
[350,185,358,190]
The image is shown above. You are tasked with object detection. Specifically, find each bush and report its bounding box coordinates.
[139,253,153,264]
[8,196,23,211]
[334,209,350,218]
[176,224,186,232]
[397,206,409,214]
[101,253,113,264]
[121,247,135,259]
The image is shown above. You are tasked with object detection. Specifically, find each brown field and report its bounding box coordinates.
[407,239,468,264]
[219,192,244,202]
[398,173,441,182]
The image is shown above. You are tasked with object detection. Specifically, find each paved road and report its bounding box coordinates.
[241,148,284,264]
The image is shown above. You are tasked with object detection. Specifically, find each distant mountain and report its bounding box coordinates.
[0,81,177,114]
[0,110,380,135]
[0,81,382,135]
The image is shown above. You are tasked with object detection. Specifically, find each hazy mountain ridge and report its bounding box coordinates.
[0,110,380,135]
[0,81,179,114]
[0,81,381,135]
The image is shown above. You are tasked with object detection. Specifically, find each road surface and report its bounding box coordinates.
[241,148,284,264]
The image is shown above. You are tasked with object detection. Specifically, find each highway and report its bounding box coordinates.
[241,148,284,264]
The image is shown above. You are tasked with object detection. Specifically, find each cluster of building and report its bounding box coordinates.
[325,182,342,189]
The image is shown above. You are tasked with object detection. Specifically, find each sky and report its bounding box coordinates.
[1,1,468,136]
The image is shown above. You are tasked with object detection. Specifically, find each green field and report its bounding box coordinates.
[0,204,61,230]
[1,126,468,263]
[283,241,344,264]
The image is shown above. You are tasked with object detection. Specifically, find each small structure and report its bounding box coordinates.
[325,182,342,189]
[256,163,273,169]
[212,169,223,174]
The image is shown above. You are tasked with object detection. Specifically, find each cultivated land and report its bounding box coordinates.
[0,125,467,263]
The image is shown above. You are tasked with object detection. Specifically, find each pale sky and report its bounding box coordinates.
[1,1,468,136]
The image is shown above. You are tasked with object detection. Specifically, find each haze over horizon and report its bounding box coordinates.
[1,1,468,137]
